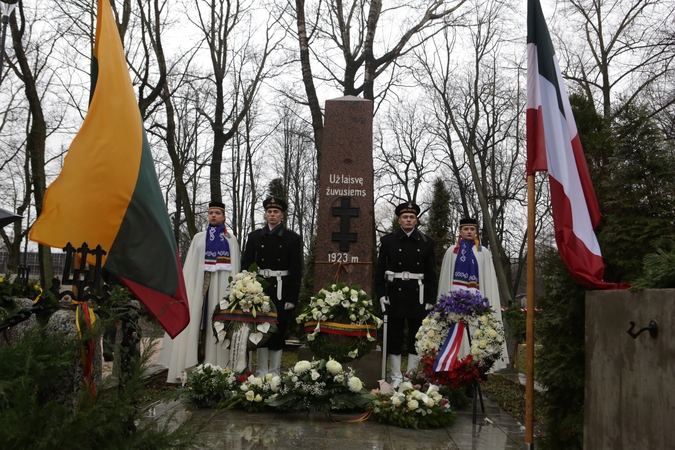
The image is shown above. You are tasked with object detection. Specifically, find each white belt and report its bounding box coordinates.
[259,269,290,300]
[384,270,425,305]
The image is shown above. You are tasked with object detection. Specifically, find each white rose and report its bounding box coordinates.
[254,394,263,402]
[408,399,419,410]
[342,286,350,292]
[349,314,357,321]
[240,383,249,391]
[392,395,402,406]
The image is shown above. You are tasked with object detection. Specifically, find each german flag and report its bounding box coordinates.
[30,0,189,337]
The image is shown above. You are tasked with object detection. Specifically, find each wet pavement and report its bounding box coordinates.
[154,394,529,449]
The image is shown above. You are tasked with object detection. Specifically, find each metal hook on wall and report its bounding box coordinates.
[627,320,658,339]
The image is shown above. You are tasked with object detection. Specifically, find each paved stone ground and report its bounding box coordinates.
[152,394,530,450]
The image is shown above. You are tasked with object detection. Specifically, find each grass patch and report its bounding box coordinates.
[481,375,545,435]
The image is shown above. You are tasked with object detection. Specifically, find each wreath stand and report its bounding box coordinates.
[464,321,485,424]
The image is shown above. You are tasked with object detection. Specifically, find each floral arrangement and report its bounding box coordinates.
[413,290,505,389]
[296,283,382,362]
[212,268,278,371]
[369,382,455,429]
[266,358,370,413]
[222,373,282,413]
[181,363,238,408]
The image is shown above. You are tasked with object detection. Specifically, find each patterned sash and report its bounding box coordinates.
[204,224,232,271]
[452,239,480,292]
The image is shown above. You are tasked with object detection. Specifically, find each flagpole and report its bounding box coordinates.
[526,174,536,448]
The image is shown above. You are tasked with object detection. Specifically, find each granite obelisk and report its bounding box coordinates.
[313,96,374,295]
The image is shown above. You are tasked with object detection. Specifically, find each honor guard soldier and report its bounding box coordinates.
[375,201,438,387]
[242,197,303,376]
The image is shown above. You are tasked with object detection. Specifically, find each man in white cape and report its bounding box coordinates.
[437,217,509,371]
[159,201,241,383]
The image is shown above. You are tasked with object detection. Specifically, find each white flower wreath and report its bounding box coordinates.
[415,290,505,371]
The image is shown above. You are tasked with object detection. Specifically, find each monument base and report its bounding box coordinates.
[298,346,382,390]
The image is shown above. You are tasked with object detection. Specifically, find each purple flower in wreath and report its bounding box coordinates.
[435,290,491,317]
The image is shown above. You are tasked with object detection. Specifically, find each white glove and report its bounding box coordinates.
[425,303,434,311]
[380,296,390,305]
[284,302,295,310]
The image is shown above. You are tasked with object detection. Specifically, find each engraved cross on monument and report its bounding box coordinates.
[314,96,374,294]
[332,197,359,252]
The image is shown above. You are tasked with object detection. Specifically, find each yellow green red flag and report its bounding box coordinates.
[30,0,189,338]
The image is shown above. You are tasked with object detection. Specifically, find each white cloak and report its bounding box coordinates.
[438,244,509,371]
[158,230,241,383]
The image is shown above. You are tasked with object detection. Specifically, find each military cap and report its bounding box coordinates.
[263,197,287,212]
[395,201,421,217]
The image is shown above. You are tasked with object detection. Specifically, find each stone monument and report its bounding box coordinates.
[313,96,374,293]
[301,96,380,387]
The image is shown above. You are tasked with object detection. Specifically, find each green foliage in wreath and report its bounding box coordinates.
[295,282,382,363]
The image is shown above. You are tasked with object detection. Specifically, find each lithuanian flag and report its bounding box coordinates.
[30,0,189,337]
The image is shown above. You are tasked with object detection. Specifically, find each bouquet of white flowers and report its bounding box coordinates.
[369,382,455,429]
[296,283,383,362]
[212,267,279,371]
[266,358,370,413]
[181,363,238,408]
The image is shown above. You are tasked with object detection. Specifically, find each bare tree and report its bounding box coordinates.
[415,0,525,303]
[191,0,282,201]
[287,0,468,159]
[7,3,66,286]
[556,0,675,120]
[373,98,437,219]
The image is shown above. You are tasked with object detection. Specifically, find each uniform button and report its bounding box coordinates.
[261,258,265,261]
[398,288,402,291]
[398,262,402,265]
[417,249,420,252]
[278,258,281,261]
[280,245,283,248]
[261,245,265,248]
[417,262,420,265]
[399,249,402,252]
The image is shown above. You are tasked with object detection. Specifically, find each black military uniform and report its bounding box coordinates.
[375,201,437,386]
[241,198,302,354]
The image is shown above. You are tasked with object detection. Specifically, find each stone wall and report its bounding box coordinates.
[585,289,675,448]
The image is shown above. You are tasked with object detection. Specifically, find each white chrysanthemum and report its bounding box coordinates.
[347,376,363,392]
[326,359,342,374]
[294,360,311,374]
